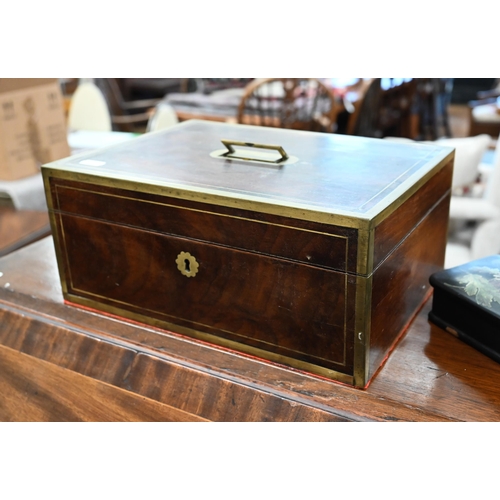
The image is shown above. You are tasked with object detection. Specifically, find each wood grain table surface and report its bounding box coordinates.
[0,237,499,422]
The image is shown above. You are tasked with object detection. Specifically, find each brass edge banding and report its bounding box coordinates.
[356,228,373,277]
[53,183,350,243]
[353,274,372,387]
[63,292,354,385]
[364,152,454,229]
[42,174,69,295]
[49,177,351,367]
[42,132,454,233]
[41,167,371,230]
[67,267,349,367]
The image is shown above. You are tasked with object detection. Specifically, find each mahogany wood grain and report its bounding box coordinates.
[0,206,51,257]
[0,344,207,422]
[373,160,453,269]
[369,193,450,379]
[57,213,355,374]
[1,237,500,421]
[50,177,359,273]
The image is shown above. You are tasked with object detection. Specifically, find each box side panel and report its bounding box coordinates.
[369,192,450,380]
[372,160,453,271]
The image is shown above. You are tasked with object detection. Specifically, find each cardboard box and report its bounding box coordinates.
[0,79,70,181]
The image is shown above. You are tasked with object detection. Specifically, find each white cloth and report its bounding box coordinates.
[0,174,46,211]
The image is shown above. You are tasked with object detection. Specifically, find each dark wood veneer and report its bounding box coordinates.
[370,193,450,378]
[373,160,453,269]
[50,177,359,273]
[59,212,355,373]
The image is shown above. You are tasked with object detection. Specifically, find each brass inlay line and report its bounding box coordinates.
[58,207,350,367]
[358,151,438,212]
[67,255,349,367]
[64,291,354,385]
[45,168,372,379]
[364,155,454,227]
[43,167,370,229]
[53,182,350,246]
[353,274,372,387]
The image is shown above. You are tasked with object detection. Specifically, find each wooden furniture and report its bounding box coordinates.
[165,89,242,124]
[93,78,160,133]
[173,107,235,123]
[414,78,454,140]
[465,80,500,138]
[0,205,50,257]
[1,236,500,421]
[115,78,188,99]
[166,80,367,130]
[237,78,340,132]
[347,78,419,139]
[468,97,500,138]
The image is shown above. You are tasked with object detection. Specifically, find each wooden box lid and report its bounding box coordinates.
[43,120,454,230]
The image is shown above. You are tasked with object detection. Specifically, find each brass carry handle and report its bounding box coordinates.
[220,140,289,164]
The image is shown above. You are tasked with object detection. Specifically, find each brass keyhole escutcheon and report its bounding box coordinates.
[176,251,199,278]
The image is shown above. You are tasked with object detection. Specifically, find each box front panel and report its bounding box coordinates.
[47,177,358,380]
[56,213,355,376]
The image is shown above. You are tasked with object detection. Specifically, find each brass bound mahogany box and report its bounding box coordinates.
[42,121,454,387]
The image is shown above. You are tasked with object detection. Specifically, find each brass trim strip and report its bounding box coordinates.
[355,228,372,277]
[47,176,354,369]
[353,273,372,388]
[365,154,454,227]
[42,167,372,230]
[42,175,69,295]
[66,257,349,367]
[42,146,454,232]
[52,182,350,257]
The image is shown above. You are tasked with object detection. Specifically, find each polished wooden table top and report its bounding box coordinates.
[1,237,499,421]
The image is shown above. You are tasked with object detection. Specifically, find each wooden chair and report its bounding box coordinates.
[414,78,454,140]
[468,97,500,139]
[462,80,500,138]
[347,78,418,139]
[93,78,161,133]
[237,78,340,133]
